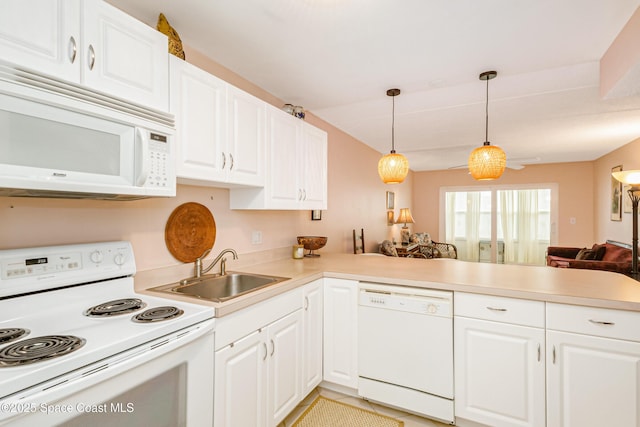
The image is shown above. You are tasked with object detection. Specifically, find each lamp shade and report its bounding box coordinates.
[468,142,506,180]
[395,208,415,225]
[612,170,640,186]
[378,152,409,184]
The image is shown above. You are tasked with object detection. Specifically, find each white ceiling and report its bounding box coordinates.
[108,0,640,171]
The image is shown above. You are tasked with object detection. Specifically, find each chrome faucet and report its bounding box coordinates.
[194,248,238,278]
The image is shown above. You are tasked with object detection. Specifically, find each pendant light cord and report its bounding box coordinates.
[485,75,489,144]
[391,94,396,153]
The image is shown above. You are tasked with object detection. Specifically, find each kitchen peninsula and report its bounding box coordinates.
[137,253,640,427]
[137,253,640,316]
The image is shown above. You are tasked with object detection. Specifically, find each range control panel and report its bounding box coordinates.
[3,251,82,278]
[0,241,136,297]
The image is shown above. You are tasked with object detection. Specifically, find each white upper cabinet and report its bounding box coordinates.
[229,105,328,210]
[170,57,265,188]
[299,122,328,208]
[170,56,227,184]
[226,85,266,187]
[81,0,169,110]
[266,109,301,207]
[0,0,169,111]
[0,0,81,83]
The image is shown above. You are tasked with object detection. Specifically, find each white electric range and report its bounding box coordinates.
[0,241,215,426]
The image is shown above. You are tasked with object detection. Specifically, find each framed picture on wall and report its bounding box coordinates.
[623,184,633,214]
[387,210,394,226]
[311,210,322,221]
[386,191,395,210]
[611,165,622,221]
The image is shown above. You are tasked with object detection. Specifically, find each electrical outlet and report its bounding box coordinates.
[251,231,263,245]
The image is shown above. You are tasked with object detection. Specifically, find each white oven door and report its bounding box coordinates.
[0,319,214,427]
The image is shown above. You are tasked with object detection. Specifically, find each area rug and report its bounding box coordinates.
[292,396,404,427]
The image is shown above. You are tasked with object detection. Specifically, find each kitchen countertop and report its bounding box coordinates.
[136,253,640,317]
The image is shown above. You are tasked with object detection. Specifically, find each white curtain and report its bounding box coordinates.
[499,190,516,263]
[499,189,546,265]
[445,192,456,244]
[465,192,481,262]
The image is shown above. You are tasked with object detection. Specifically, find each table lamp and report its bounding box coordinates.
[395,208,415,245]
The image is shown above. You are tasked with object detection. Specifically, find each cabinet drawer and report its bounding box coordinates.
[547,303,640,342]
[454,293,544,328]
[216,287,303,350]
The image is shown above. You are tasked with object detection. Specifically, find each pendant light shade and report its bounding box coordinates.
[468,142,507,180]
[378,88,409,184]
[378,152,409,184]
[468,71,506,180]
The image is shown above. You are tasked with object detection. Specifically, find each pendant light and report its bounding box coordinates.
[468,71,506,180]
[378,88,409,184]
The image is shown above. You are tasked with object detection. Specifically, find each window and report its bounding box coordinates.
[442,185,556,265]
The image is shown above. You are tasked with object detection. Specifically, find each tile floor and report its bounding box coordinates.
[279,387,451,427]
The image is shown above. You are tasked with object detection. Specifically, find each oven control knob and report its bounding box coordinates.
[427,303,438,314]
[89,250,103,264]
[114,253,126,266]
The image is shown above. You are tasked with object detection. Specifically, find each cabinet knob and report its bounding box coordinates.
[88,45,96,71]
[68,36,77,64]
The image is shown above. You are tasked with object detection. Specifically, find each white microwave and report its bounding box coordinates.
[0,67,176,200]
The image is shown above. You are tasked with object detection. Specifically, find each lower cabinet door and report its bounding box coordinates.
[547,330,640,427]
[214,330,267,427]
[323,278,358,388]
[267,310,303,427]
[454,316,545,427]
[302,280,324,396]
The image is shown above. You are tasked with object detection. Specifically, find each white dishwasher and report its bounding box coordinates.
[358,282,454,424]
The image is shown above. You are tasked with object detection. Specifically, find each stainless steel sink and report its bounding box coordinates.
[149,272,290,302]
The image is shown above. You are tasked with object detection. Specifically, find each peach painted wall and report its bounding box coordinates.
[412,162,595,247]
[0,46,412,271]
[594,137,640,244]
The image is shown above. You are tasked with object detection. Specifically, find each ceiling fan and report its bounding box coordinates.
[403,144,540,171]
[447,156,541,171]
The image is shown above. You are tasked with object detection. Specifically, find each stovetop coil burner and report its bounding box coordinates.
[0,328,29,345]
[84,298,147,317]
[0,335,86,367]
[132,306,184,323]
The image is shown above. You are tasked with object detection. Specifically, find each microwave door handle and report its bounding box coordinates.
[135,128,150,186]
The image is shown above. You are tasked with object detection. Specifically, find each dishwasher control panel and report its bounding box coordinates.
[358,282,452,317]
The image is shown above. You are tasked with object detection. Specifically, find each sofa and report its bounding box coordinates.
[546,240,633,274]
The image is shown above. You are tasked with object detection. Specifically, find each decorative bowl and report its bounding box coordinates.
[297,236,327,257]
